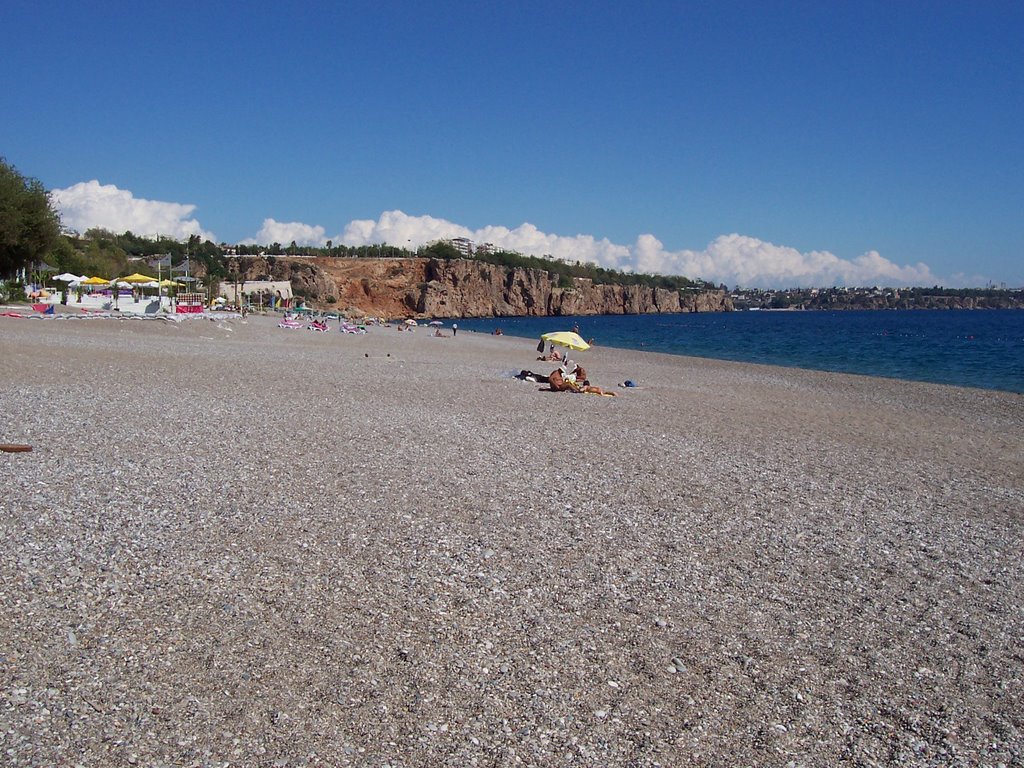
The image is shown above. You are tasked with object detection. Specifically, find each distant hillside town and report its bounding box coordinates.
[731,285,1024,310]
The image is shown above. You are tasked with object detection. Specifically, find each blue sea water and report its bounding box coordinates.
[454,310,1024,394]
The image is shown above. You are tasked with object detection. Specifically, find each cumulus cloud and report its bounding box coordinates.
[50,181,216,241]
[338,210,471,250]
[47,180,947,288]
[633,233,940,289]
[248,218,327,247]
[329,210,939,288]
[336,210,634,270]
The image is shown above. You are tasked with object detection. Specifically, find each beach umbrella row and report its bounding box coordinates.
[64,274,183,289]
[54,271,167,282]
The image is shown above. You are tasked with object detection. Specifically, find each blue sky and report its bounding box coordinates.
[3,1,1021,288]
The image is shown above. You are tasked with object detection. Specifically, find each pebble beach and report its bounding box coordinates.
[1,313,1022,767]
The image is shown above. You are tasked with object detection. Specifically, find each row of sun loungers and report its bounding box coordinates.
[278,317,367,334]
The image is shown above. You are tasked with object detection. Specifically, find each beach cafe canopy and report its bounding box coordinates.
[119,272,158,283]
[541,331,591,352]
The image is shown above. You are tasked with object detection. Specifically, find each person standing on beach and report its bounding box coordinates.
[452,323,458,336]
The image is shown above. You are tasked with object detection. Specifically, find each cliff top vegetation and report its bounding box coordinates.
[35,230,720,294]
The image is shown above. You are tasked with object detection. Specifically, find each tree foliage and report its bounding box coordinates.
[0,158,62,278]
[48,229,223,280]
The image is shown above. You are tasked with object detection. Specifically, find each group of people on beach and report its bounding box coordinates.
[517,359,616,396]
[537,344,565,362]
[527,338,616,395]
[547,361,616,396]
[537,341,595,363]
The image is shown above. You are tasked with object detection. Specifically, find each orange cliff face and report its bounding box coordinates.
[226,256,732,317]
[310,257,429,318]
[222,256,427,318]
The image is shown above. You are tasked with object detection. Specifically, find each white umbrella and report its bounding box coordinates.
[53,272,83,282]
[404,318,418,326]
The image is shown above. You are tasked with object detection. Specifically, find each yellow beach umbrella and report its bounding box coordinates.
[81,276,110,285]
[159,279,184,287]
[541,331,590,352]
[120,272,158,283]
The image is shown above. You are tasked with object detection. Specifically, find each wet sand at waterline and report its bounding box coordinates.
[1,314,1021,766]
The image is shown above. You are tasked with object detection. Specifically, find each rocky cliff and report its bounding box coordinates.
[227,256,731,317]
[413,259,731,316]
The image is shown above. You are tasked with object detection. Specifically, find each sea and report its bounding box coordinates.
[453,310,1024,394]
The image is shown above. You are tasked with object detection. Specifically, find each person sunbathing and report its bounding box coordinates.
[543,368,617,396]
[515,370,550,383]
[580,380,616,396]
[546,368,582,392]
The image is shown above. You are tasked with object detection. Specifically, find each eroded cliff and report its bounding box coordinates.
[228,256,731,317]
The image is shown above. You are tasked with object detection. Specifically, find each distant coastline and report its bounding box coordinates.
[730,285,1024,311]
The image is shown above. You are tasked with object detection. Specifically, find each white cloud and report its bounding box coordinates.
[248,218,327,247]
[337,210,472,250]
[329,210,940,288]
[633,233,940,288]
[46,181,949,288]
[474,222,633,270]
[50,181,216,241]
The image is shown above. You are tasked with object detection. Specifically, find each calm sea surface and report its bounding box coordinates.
[454,310,1024,394]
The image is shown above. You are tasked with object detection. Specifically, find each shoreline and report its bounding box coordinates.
[454,310,1024,396]
[1,315,1021,766]
[7,301,1023,397]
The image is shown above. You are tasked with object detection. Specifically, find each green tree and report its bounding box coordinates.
[49,236,83,274]
[0,158,61,278]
